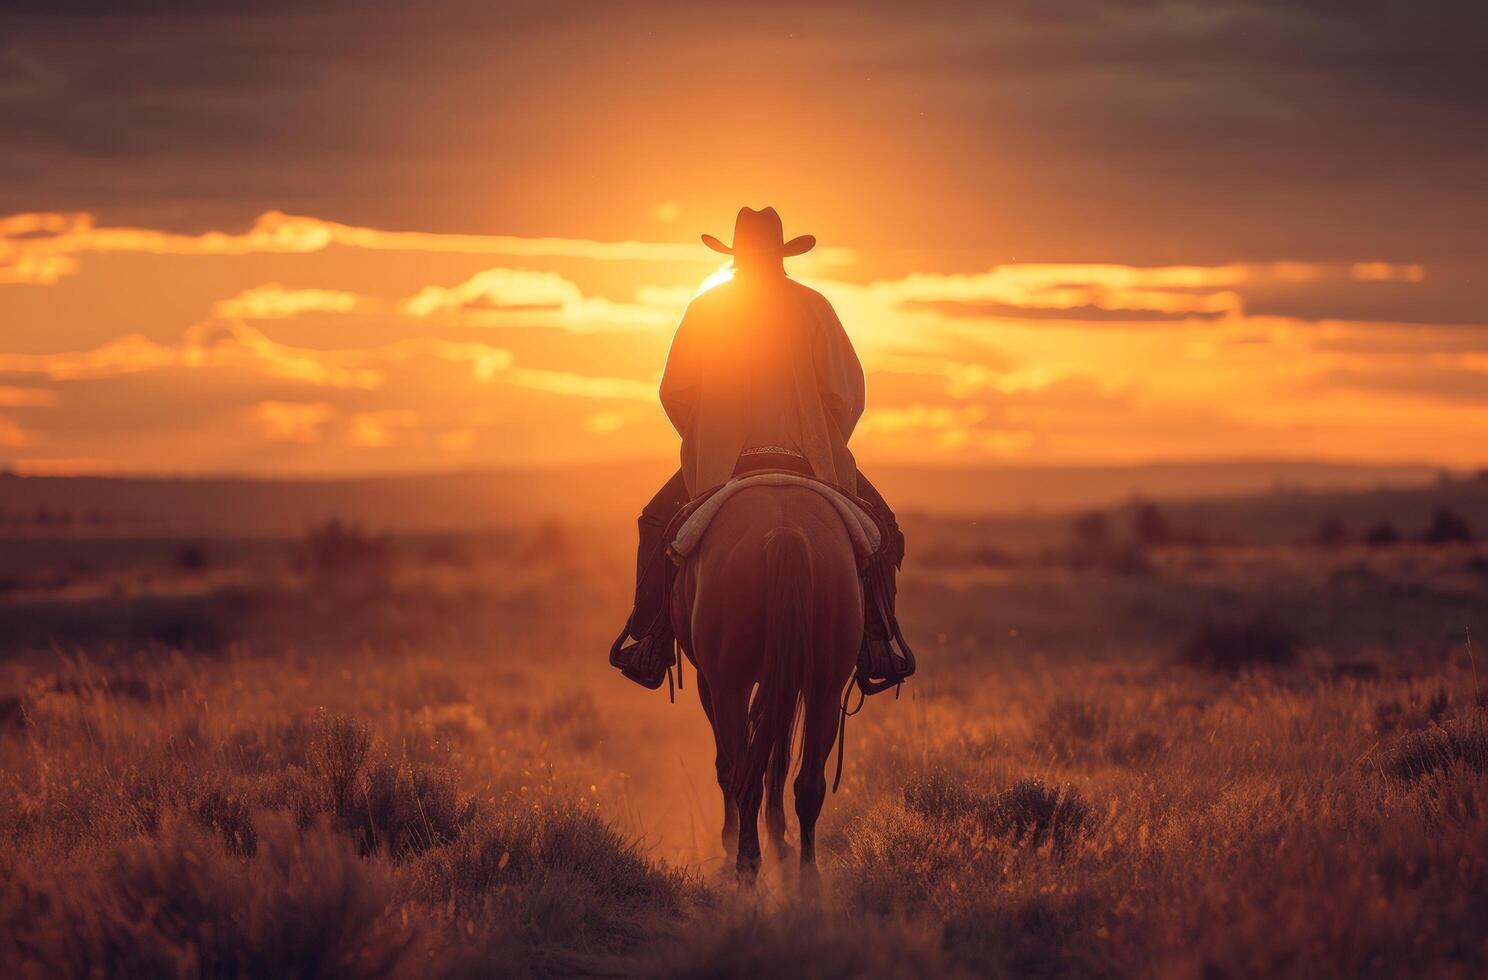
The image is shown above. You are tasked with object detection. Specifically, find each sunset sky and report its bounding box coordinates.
[2,1,1486,476]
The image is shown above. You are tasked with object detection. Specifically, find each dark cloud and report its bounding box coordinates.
[0,1,1484,263]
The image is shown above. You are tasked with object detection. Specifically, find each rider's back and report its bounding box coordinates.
[661,273,864,497]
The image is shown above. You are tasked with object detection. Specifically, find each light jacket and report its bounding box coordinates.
[659,271,865,497]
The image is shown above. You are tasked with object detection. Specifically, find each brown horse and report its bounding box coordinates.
[671,484,863,884]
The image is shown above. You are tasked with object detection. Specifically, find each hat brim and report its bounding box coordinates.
[701,233,816,258]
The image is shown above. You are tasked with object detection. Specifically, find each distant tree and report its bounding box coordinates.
[176,542,210,571]
[303,520,391,576]
[1314,517,1348,548]
[1424,508,1473,545]
[1133,503,1172,549]
[1364,522,1400,547]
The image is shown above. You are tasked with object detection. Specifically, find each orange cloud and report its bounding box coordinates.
[184,323,385,389]
[400,268,674,331]
[213,283,371,319]
[348,410,422,448]
[0,318,657,412]
[0,210,857,287]
[0,335,179,380]
[857,261,1431,324]
[0,323,518,391]
[402,268,581,317]
[1351,262,1426,282]
[244,401,335,443]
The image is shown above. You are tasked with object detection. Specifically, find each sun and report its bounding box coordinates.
[693,262,734,298]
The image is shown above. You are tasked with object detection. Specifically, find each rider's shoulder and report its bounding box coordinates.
[684,276,832,318]
[780,278,839,320]
[781,277,828,303]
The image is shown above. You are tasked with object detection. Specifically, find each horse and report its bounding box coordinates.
[671,484,863,884]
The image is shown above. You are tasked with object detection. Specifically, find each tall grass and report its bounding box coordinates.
[2,533,1486,976]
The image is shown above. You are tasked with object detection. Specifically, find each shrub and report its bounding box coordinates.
[188,779,258,857]
[901,770,1092,852]
[1378,714,1488,782]
[991,778,1092,851]
[1374,688,1451,734]
[350,759,475,858]
[1424,508,1473,545]
[1179,616,1299,672]
[176,542,209,571]
[305,714,475,857]
[842,797,975,913]
[0,814,424,979]
[1133,503,1172,548]
[1314,518,1348,548]
[901,767,988,825]
[1364,521,1400,547]
[422,799,688,963]
[302,520,391,577]
[307,713,371,817]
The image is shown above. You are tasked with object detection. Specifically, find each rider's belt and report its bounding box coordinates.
[740,445,804,459]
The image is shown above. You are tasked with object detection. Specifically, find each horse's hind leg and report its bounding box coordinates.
[765,740,794,861]
[793,688,842,892]
[727,683,766,882]
[735,760,765,881]
[700,671,744,862]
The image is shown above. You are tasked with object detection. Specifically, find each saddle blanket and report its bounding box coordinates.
[670,472,882,565]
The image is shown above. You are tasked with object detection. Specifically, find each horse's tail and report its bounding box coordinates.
[736,526,814,814]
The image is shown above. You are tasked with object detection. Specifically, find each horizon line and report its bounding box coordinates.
[0,455,1476,485]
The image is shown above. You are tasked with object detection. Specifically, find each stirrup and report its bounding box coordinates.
[855,633,914,696]
[610,629,675,691]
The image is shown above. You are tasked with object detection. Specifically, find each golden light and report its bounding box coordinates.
[693,262,734,298]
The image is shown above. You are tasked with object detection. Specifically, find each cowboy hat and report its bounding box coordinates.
[702,206,816,257]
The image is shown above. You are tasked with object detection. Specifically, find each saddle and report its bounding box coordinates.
[668,471,881,566]
[659,462,915,697]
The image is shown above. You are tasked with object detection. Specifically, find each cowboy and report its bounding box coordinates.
[610,206,913,694]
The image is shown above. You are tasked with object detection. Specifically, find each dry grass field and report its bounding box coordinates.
[2,495,1487,978]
